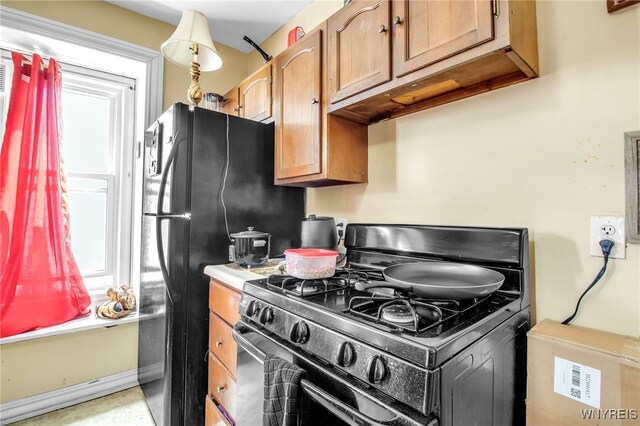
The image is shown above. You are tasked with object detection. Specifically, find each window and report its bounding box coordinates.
[61,66,136,294]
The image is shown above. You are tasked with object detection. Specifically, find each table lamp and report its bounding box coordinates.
[161,10,222,107]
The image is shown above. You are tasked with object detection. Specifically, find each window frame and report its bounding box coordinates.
[60,64,137,295]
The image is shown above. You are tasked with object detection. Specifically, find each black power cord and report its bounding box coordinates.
[562,239,615,325]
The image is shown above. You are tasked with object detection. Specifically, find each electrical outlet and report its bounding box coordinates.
[590,216,625,259]
[336,217,348,240]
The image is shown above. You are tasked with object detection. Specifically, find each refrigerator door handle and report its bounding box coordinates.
[156,217,181,303]
[144,212,191,220]
[154,135,187,303]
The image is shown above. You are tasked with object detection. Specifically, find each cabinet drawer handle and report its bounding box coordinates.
[215,340,223,347]
[378,25,387,33]
[311,97,319,104]
[393,16,402,25]
[217,385,226,393]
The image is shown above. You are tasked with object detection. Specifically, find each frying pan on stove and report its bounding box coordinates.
[354,261,505,300]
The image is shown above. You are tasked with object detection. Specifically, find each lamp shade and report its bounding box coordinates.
[161,9,222,72]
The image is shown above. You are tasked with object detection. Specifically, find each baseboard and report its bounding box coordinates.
[0,369,139,424]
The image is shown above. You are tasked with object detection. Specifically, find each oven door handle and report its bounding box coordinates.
[233,324,420,426]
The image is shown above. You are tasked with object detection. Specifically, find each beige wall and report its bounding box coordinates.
[247,0,343,73]
[0,323,138,403]
[0,0,247,403]
[251,0,640,337]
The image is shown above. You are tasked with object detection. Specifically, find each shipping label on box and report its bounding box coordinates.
[553,356,601,408]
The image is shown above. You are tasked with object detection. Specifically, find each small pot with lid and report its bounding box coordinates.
[229,227,270,267]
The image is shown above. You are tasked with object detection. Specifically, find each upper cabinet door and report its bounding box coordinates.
[393,0,494,78]
[328,0,391,104]
[221,87,240,116]
[239,64,272,122]
[275,30,322,180]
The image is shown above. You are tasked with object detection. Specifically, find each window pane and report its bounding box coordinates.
[68,179,108,274]
[62,90,111,173]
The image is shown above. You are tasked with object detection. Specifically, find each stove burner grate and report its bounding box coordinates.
[266,273,350,298]
[346,293,492,335]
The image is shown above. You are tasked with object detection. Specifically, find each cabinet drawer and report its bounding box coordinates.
[209,311,237,376]
[208,279,241,325]
[205,395,233,426]
[208,352,236,421]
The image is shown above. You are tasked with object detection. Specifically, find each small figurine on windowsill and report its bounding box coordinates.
[96,285,136,319]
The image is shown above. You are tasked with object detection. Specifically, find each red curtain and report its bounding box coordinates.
[0,52,91,338]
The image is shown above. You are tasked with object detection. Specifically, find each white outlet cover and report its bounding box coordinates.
[590,216,625,259]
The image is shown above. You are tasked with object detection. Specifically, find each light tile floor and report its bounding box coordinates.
[12,387,155,426]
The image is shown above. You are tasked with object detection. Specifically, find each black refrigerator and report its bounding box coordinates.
[138,103,305,426]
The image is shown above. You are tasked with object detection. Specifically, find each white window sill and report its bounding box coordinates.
[0,305,139,345]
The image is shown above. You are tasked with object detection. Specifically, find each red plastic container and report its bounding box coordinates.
[284,248,338,279]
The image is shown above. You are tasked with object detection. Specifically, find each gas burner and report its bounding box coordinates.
[381,305,415,324]
[345,293,492,335]
[291,280,322,295]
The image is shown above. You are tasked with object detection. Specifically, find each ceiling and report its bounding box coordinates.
[106,0,312,54]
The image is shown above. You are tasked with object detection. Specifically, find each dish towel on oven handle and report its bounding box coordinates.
[263,354,308,426]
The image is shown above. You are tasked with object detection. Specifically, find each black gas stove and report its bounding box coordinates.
[233,224,530,426]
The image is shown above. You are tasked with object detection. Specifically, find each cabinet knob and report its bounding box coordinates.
[378,25,387,33]
[393,16,402,25]
[217,385,226,393]
[215,340,223,347]
[311,97,319,105]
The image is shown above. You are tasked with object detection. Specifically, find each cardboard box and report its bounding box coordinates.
[527,320,640,425]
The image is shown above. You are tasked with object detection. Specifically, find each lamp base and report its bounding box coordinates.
[188,60,202,107]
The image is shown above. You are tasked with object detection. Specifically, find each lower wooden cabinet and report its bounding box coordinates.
[205,395,233,426]
[209,312,238,376]
[208,352,237,420]
[206,279,241,426]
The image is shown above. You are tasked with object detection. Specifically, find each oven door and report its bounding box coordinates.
[233,320,436,426]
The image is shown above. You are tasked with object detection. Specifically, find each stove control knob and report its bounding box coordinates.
[246,300,258,317]
[367,356,387,384]
[336,342,355,367]
[289,321,310,344]
[258,306,274,325]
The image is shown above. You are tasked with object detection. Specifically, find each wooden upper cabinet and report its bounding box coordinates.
[328,0,391,104]
[239,64,272,122]
[393,0,495,77]
[275,30,322,180]
[221,87,239,116]
[327,0,538,124]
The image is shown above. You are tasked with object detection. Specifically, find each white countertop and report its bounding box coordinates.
[204,260,286,291]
